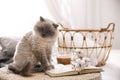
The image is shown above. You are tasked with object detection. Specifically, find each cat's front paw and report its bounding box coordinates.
[42,65,54,71]
[8,64,20,74]
[46,65,54,70]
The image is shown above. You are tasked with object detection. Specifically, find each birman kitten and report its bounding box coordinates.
[8,16,58,76]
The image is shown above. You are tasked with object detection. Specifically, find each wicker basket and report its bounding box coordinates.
[58,23,115,66]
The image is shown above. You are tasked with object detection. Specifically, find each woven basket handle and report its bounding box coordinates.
[58,23,70,30]
[107,23,115,31]
[100,23,115,32]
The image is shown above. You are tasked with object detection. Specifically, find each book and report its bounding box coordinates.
[45,64,103,77]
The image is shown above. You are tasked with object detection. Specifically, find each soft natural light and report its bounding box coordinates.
[0,0,53,36]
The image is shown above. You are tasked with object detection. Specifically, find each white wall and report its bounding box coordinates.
[113,0,120,49]
[0,0,52,37]
[100,0,120,49]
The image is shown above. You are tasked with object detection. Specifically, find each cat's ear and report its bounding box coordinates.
[53,23,59,28]
[40,16,45,22]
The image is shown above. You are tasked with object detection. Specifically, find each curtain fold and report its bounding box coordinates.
[44,0,72,28]
[44,0,103,29]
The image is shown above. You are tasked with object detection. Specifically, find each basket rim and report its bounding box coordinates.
[59,23,115,32]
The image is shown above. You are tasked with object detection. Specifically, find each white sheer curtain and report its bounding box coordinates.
[44,0,102,29]
[44,0,119,49]
[44,0,72,28]
[44,0,118,29]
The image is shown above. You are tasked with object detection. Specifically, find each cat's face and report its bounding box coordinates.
[34,17,58,38]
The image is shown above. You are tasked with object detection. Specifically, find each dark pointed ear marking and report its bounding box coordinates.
[53,23,58,28]
[40,16,45,22]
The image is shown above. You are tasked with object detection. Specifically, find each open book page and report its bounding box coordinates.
[45,64,103,77]
[45,64,78,77]
[79,66,103,74]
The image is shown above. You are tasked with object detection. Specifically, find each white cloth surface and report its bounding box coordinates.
[102,50,120,80]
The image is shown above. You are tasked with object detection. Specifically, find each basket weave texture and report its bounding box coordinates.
[58,23,115,66]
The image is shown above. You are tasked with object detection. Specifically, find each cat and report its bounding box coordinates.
[8,16,59,76]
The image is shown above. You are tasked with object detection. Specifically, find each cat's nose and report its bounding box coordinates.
[42,33,46,37]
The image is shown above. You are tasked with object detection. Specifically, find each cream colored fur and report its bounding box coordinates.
[8,17,58,76]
